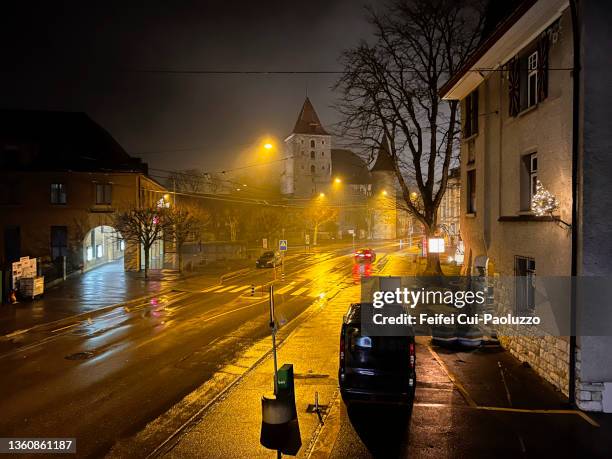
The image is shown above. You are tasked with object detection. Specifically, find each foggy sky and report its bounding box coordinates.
[0,1,374,174]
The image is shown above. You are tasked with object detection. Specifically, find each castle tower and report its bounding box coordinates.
[370,140,397,240]
[281,98,332,197]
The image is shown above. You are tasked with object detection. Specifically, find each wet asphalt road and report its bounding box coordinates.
[0,247,367,458]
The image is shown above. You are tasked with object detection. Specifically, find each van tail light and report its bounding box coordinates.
[409,342,415,369]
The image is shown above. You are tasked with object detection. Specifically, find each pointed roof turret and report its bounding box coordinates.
[370,138,395,172]
[292,97,329,135]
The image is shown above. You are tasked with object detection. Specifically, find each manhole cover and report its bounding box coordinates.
[65,351,95,360]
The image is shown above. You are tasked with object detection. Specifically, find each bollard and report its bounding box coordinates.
[251,284,255,296]
[260,363,300,455]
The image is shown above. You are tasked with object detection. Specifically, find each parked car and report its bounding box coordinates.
[354,248,376,263]
[256,251,282,268]
[339,303,416,405]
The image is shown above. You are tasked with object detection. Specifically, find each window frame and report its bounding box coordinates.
[50,183,67,205]
[466,169,476,214]
[514,256,536,313]
[95,183,113,205]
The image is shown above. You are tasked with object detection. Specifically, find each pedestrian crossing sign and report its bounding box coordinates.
[279,240,288,251]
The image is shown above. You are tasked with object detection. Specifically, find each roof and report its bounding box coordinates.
[331,149,372,184]
[291,97,329,136]
[438,0,540,99]
[0,109,148,173]
[370,140,395,172]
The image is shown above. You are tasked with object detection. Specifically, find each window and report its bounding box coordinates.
[520,153,538,210]
[310,151,315,159]
[310,165,315,174]
[50,226,68,260]
[322,140,325,145]
[467,170,476,214]
[96,183,112,205]
[321,166,324,170]
[51,183,66,204]
[96,244,103,258]
[508,34,549,116]
[86,246,94,261]
[463,89,478,138]
[527,51,538,109]
[310,140,315,148]
[321,152,324,157]
[515,256,536,313]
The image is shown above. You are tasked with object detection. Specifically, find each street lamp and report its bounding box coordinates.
[382,190,388,196]
[319,192,325,198]
[264,143,273,150]
[334,177,342,184]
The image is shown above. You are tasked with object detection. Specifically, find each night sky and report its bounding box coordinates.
[0,1,373,174]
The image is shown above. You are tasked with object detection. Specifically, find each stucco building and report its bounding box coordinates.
[441,0,612,411]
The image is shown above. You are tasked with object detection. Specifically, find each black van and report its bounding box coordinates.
[339,303,416,405]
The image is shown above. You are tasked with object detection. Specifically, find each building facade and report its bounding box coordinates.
[441,0,612,411]
[0,110,166,289]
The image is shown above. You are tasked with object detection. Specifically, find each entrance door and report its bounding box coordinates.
[3,226,20,263]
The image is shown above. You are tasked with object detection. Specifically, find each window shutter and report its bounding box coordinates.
[537,34,549,102]
[508,57,520,117]
[472,90,479,134]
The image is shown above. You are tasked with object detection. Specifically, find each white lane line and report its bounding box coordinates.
[290,287,309,296]
[307,290,321,298]
[229,285,251,293]
[201,285,224,293]
[214,285,238,293]
[275,282,297,294]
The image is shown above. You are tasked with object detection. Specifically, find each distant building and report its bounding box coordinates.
[0,110,166,289]
[281,98,332,197]
[370,141,398,240]
[437,167,461,245]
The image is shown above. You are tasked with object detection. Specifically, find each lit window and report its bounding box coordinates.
[96,244,103,258]
[86,246,94,261]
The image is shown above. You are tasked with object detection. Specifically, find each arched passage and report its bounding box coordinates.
[82,225,124,271]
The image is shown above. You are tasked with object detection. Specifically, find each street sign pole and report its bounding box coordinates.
[269,284,278,395]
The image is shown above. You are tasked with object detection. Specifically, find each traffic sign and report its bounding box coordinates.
[279,240,288,251]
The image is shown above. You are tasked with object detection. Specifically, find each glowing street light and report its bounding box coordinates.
[334,177,342,184]
[264,143,273,150]
[382,190,388,196]
[319,192,325,198]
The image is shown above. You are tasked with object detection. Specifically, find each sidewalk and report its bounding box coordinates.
[163,283,359,458]
[0,258,249,337]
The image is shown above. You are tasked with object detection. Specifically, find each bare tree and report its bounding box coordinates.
[335,0,484,274]
[304,205,339,246]
[112,206,172,278]
[166,205,207,272]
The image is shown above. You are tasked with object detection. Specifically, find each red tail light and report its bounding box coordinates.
[409,342,415,368]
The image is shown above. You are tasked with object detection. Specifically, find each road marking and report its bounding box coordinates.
[291,287,309,296]
[275,282,297,294]
[201,285,224,292]
[498,361,513,406]
[427,345,477,408]
[476,406,600,427]
[214,285,238,293]
[229,285,251,293]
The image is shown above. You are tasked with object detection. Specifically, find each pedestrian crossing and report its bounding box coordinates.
[200,282,321,298]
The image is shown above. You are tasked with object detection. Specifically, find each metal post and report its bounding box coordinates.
[270,284,279,395]
[62,255,66,281]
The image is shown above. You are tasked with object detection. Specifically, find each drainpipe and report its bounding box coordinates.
[568,0,580,407]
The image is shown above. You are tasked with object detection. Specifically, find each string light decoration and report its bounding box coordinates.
[531,180,559,216]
